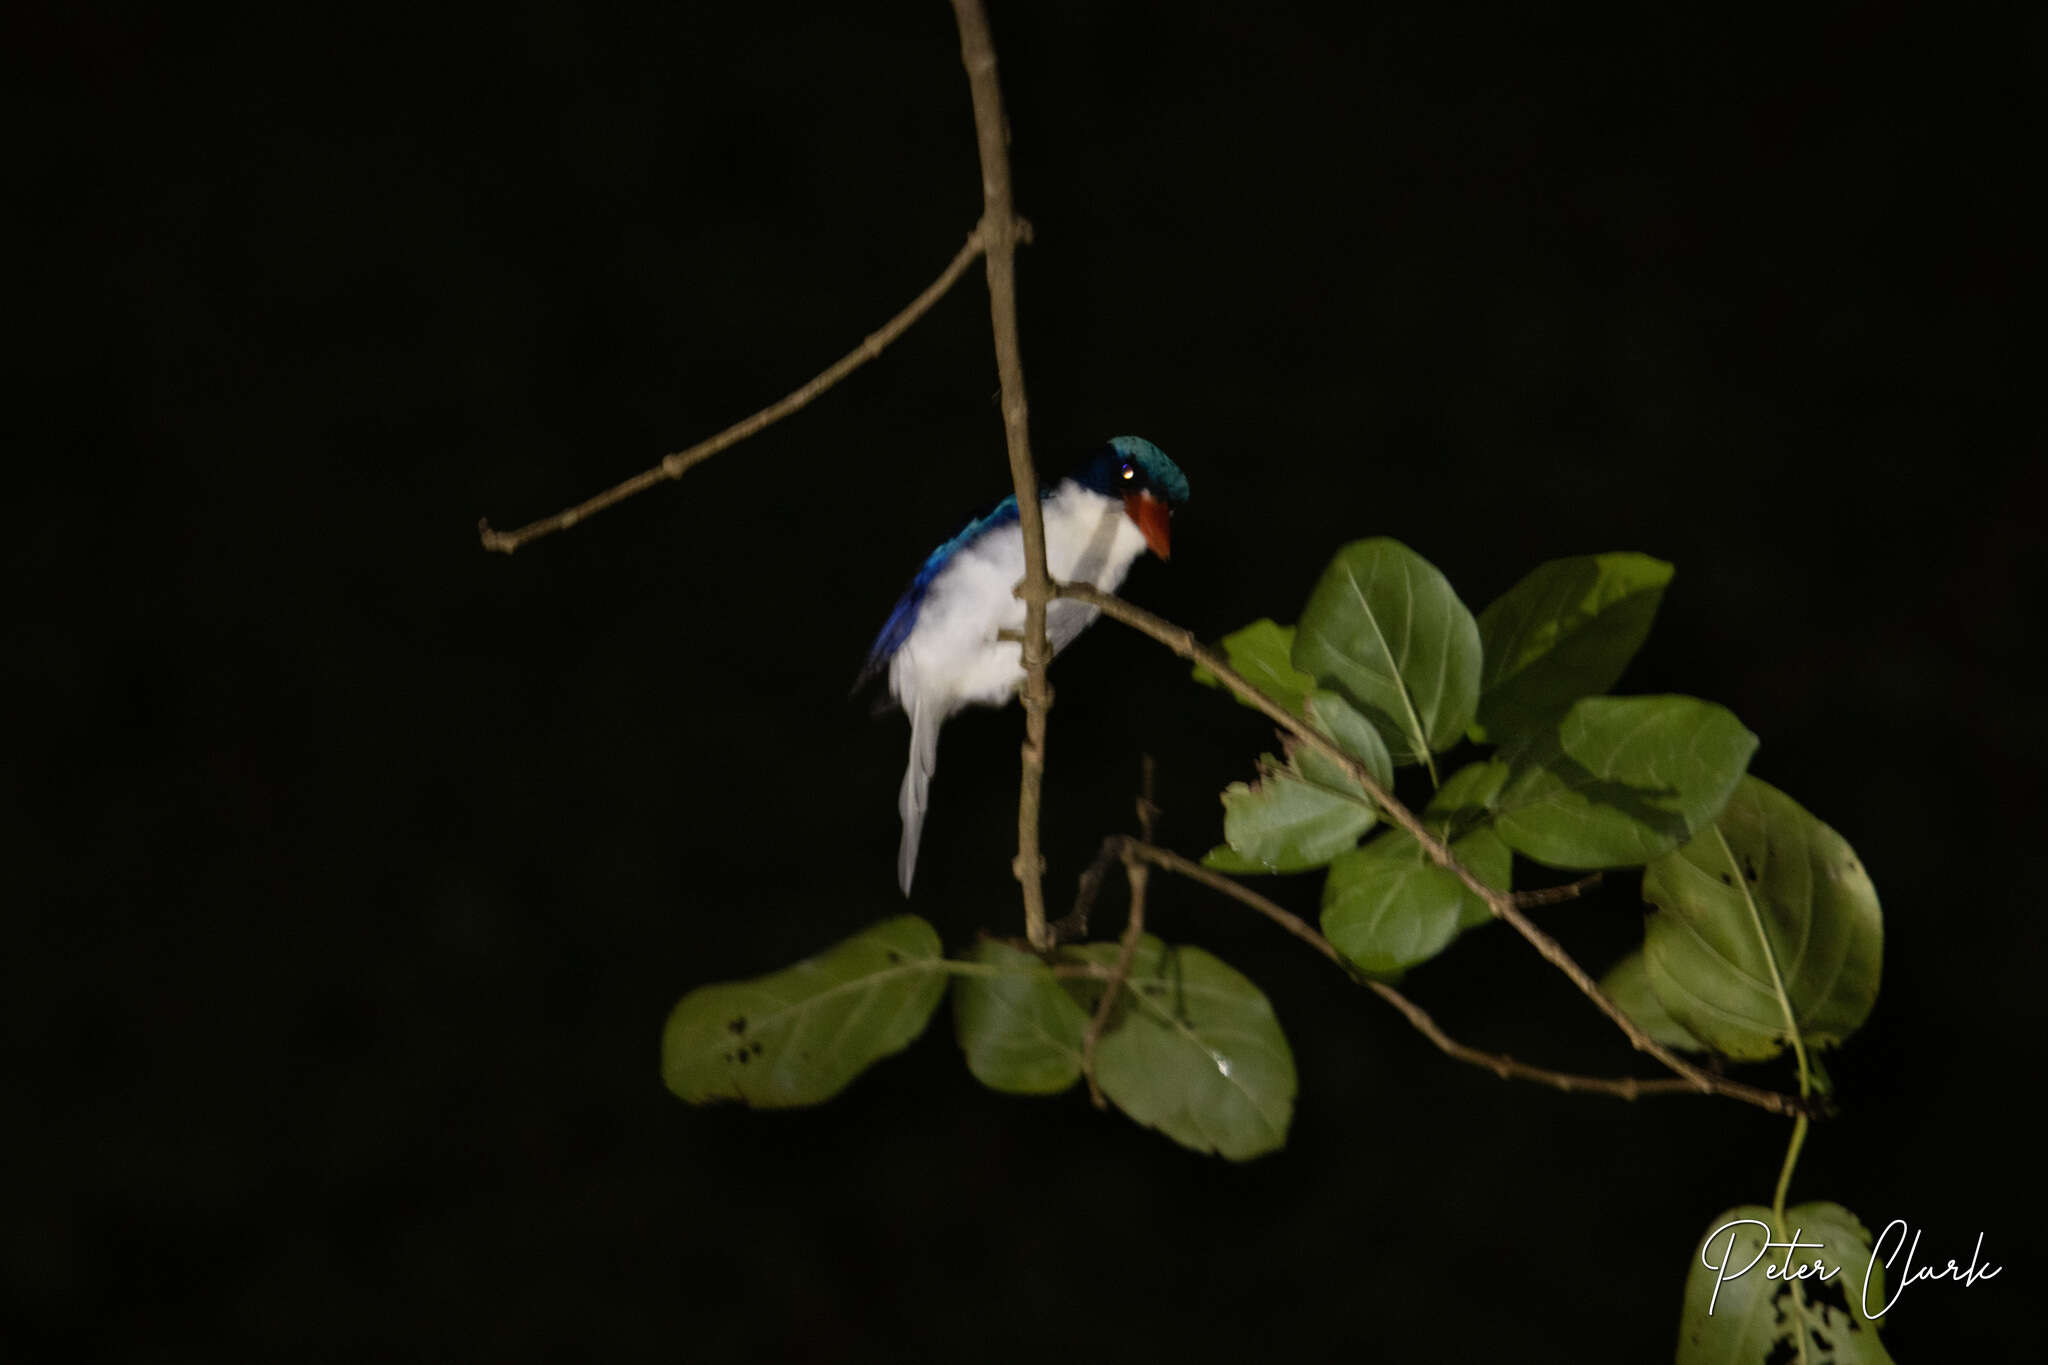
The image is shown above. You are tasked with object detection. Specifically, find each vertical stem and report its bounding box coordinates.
[1715,827,1816,1209]
[1716,825,1818,1364]
[949,0,1053,949]
[1772,1113,1811,1231]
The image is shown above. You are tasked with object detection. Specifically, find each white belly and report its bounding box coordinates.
[890,484,1150,713]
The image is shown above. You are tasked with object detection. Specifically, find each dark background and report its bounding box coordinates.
[14,1,2043,1359]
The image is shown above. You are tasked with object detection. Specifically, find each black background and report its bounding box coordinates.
[15,1,2044,1359]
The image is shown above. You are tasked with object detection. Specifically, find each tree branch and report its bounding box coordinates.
[949,0,1054,949]
[477,229,989,555]
[1121,841,1759,1105]
[1080,856,1145,1109]
[1055,580,1813,1119]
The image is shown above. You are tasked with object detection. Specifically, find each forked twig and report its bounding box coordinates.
[1056,581,1811,1119]
[948,0,1057,950]
[1120,841,1713,1104]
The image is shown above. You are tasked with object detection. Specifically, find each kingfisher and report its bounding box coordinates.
[859,436,1190,895]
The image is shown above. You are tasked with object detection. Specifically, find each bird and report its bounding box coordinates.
[858,436,1190,895]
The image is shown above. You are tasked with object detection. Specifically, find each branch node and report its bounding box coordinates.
[951,1,1054,953]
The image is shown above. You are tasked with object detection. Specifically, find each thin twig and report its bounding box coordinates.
[477,229,989,554]
[1079,759,1157,1106]
[1512,872,1604,907]
[1122,841,1735,1104]
[1054,836,1121,944]
[1057,580,1811,1119]
[1081,859,1146,1109]
[1134,753,1160,846]
[949,0,1054,951]
[1119,841,1338,966]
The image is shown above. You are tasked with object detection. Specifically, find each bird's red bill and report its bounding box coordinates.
[1125,492,1172,560]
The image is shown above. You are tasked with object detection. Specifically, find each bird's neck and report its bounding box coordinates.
[1041,478,1150,591]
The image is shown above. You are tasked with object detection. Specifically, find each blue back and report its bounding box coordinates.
[857,494,1020,687]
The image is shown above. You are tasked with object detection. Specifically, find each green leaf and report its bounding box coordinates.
[1491,695,1758,869]
[1234,690,1393,870]
[661,916,947,1107]
[951,940,1087,1094]
[1218,756,1377,873]
[1291,538,1482,767]
[1190,619,1318,717]
[1300,689,1394,791]
[1679,1203,1894,1364]
[1062,936,1295,1160]
[1201,842,1280,874]
[1422,758,1510,840]
[1643,777,1883,1061]
[1321,825,1510,977]
[1474,552,1673,741]
[1447,826,1512,929]
[1598,948,1709,1052]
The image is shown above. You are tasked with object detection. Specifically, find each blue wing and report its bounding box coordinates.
[856,494,1020,694]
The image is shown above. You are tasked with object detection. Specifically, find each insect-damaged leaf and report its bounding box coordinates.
[1061,936,1295,1160]
[1216,756,1377,873]
[1207,690,1394,874]
[662,915,947,1107]
[1678,1202,1895,1364]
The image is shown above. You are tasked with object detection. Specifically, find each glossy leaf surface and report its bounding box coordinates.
[1063,936,1295,1160]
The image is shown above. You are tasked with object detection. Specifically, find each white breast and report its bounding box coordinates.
[890,482,1150,715]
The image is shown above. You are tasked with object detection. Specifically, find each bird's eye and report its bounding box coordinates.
[1120,463,1135,481]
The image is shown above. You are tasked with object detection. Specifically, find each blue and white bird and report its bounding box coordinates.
[859,436,1190,895]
